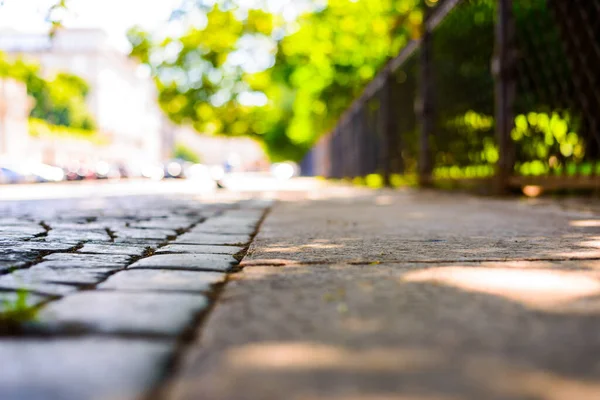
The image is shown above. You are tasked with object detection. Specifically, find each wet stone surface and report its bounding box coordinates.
[0,194,268,399]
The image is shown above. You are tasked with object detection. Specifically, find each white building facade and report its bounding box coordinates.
[0,29,172,167]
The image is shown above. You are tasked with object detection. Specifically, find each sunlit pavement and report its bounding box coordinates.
[165,187,600,400]
[0,175,324,202]
[4,183,600,399]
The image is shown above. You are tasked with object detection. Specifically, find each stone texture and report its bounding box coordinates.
[156,244,244,256]
[129,254,237,272]
[77,243,148,257]
[175,233,251,246]
[0,253,38,268]
[32,261,124,271]
[0,338,173,400]
[167,188,600,400]
[0,188,272,397]
[190,224,256,235]
[168,261,600,400]
[0,266,115,295]
[0,233,35,241]
[37,291,209,336]
[128,218,196,230]
[243,189,600,265]
[99,269,225,292]
[45,229,111,242]
[113,228,177,241]
[44,253,131,265]
[0,277,78,296]
[3,241,77,252]
[47,220,127,231]
[0,225,46,236]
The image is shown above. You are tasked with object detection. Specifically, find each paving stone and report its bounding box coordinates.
[44,253,131,266]
[0,290,49,312]
[0,338,173,400]
[46,229,111,242]
[0,265,115,291]
[113,228,177,241]
[190,224,256,235]
[0,261,27,273]
[0,225,46,236]
[128,218,196,230]
[77,243,148,257]
[0,277,77,296]
[0,253,38,265]
[37,291,209,336]
[0,217,36,226]
[0,233,35,241]
[3,241,77,252]
[99,269,225,292]
[0,247,37,257]
[157,244,244,256]
[202,217,258,228]
[47,221,126,231]
[33,261,124,271]
[175,232,251,246]
[129,254,237,272]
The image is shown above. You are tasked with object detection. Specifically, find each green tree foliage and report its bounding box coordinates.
[128,0,423,161]
[0,52,96,130]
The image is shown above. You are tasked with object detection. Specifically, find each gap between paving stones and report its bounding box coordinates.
[147,204,273,400]
[0,209,213,335]
[0,200,273,400]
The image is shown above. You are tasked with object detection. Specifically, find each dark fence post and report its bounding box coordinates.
[381,69,395,187]
[493,0,516,194]
[417,4,434,187]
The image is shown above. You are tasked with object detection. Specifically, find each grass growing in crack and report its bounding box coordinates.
[6,265,21,273]
[1,289,37,324]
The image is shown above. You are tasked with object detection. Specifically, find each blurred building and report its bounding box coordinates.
[175,128,268,171]
[0,78,30,161]
[0,28,173,167]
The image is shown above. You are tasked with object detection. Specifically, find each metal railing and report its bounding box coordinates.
[307,0,600,193]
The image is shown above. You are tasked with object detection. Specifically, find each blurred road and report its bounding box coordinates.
[0,175,325,218]
[0,174,323,202]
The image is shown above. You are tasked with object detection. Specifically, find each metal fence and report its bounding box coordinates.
[307,0,600,193]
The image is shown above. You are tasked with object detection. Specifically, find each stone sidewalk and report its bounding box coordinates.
[4,186,600,400]
[165,187,600,400]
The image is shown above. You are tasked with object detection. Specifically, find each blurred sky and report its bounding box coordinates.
[0,0,189,52]
[0,0,316,53]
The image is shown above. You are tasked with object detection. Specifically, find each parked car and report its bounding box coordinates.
[28,163,65,183]
[0,166,26,184]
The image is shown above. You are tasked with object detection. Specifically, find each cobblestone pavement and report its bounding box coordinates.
[6,185,600,400]
[0,192,271,400]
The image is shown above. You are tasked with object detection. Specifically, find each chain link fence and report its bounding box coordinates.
[306,0,600,193]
